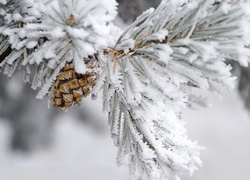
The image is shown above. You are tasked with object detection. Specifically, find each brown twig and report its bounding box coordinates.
[232,0,240,6]
[67,14,75,26]
[0,46,12,64]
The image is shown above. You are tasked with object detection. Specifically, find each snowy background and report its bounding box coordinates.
[0,88,250,180]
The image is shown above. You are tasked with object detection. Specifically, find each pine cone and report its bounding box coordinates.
[51,64,97,110]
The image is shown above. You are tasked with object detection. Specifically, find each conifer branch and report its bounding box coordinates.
[1,0,250,180]
[103,0,250,179]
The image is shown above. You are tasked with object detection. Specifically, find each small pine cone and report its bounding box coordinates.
[51,64,98,110]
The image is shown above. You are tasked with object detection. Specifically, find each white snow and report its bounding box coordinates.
[0,90,250,180]
[0,0,6,4]
[0,101,129,180]
[181,90,250,180]
[1,1,250,179]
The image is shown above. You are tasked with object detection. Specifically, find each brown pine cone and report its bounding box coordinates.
[51,64,97,110]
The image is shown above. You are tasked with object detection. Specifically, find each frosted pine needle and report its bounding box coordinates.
[1,0,250,180]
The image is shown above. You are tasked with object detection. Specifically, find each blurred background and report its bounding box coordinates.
[1,0,250,180]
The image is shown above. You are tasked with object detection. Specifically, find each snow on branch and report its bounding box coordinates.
[19,0,119,67]
[103,0,250,179]
[1,0,250,179]
[0,0,120,98]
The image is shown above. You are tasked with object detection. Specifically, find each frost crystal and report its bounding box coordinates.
[1,0,120,98]
[102,0,250,179]
[17,0,119,71]
[1,0,250,180]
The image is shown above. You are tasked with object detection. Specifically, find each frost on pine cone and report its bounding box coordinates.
[2,0,250,180]
[52,64,97,110]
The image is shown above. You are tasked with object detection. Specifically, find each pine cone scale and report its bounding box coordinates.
[68,79,80,89]
[78,79,87,86]
[52,64,97,110]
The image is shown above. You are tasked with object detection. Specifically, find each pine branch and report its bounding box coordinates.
[0,0,120,98]
[1,0,250,180]
[103,0,250,179]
